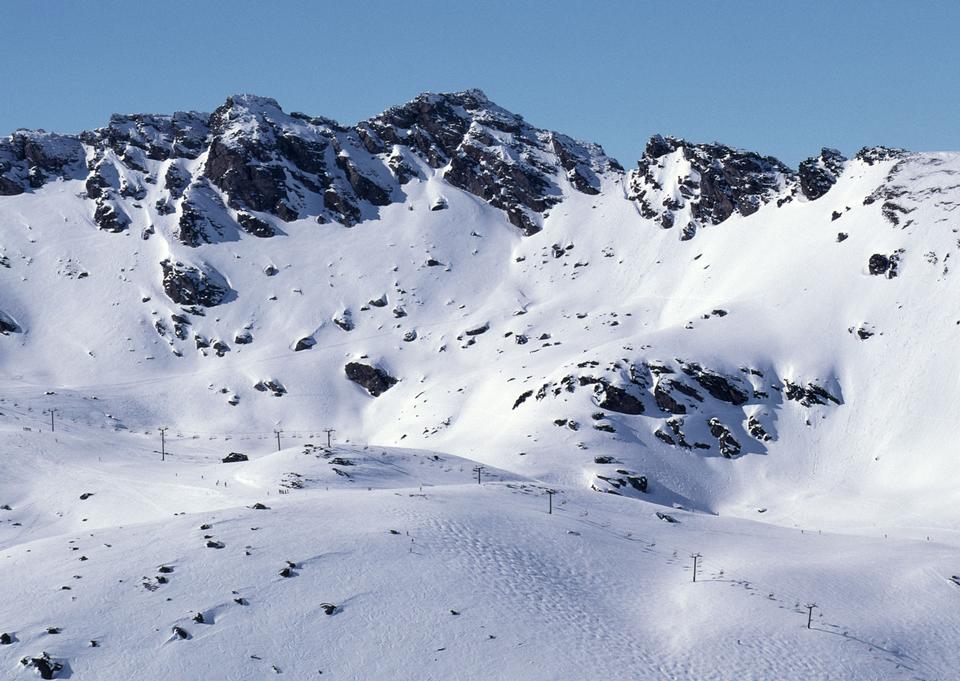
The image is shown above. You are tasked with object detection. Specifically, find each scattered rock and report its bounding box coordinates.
[294,336,316,351]
[344,362,397,397]
[19,653,63,679]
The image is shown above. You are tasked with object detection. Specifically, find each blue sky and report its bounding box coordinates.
[1,0,957,167]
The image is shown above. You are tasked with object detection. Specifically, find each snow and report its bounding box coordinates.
[1,108,960,678]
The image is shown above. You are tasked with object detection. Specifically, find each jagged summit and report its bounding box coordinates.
[0,89,621,236]
[0,90,938,244]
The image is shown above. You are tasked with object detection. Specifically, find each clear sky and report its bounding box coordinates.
[1,0,957,167]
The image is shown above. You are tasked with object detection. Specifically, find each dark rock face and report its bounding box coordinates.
[783,380,841,407]
[682,363,748,405]
[365,89,617,235]
[0,310,20,335]
[869,253,890,275]
[855,146,908,165]
[160,259,231,307]
[0,131,85,195]
[93,199,130,232]
[798,148,846,200]
[164,163,190,198]
[236,212,277,238]
[654,381,685,414]
[628,134,794,239]
[747,416,772,441]
[345,362,398,397]
[253,379,286,396]
[708,417,742,458]
[222,452,248,463]
[294,336,316,351]
[19,653,64,679]
[595,383,644,415]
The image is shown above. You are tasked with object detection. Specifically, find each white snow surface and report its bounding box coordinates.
[1,112,959,679]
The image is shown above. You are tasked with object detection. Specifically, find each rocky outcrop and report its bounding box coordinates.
[594,382,644,415]
[798,148,846,200]
[708,417,742,458]
[782,380,841,407]
[236,211,277,238]
[92,198,130,232]
[345,362,397,397]
[855,146,908,166]
[0,130,85,195]
[0,310,20,335]
[628,135,794,239]
[681,363,748,405]
[365,89,618,235]
[160,259,231,307]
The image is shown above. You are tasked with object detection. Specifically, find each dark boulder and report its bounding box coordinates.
[596,383,644,415]
[19,653,63,679]
[708,417,742,458]
[0,310,20,335]
[160,259,232,307]
[93,199,130,233]
[294,336,316,351]
[222,452,248,463]
[236,212,277,238]
[345,362,397,397]
[868,254,890,275]
[253,379,286,396]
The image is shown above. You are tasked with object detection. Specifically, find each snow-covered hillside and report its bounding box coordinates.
[1,90,958,679]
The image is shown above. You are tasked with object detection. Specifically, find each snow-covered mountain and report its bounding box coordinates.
[2,90,959,680]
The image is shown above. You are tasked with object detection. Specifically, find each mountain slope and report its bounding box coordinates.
[2,89,960,680]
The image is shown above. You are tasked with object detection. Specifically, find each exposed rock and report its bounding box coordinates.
[747,416,771,441]
[798,148,846,200]
[654,380,689,414]
[595,383,644,415]
[708,417,741,458]
[682,363,747,405]
[628,134,794,239]
[782,380,841,407]
[253,379,286,396]
[869,253,890,275]
[160,259,232,307]
[855,146,908,165]
[0,310,20,335]
[294,336,316,351]
[333,310,354,331]
[464,322,489,336]
[222,452,248,463]
[345,362,397,397]
[512,390,533,409]
[0,130,85,195]
[19,653,63,679]
[164,163,190,198]
[236,212,277,238]
[93,199,130,232]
